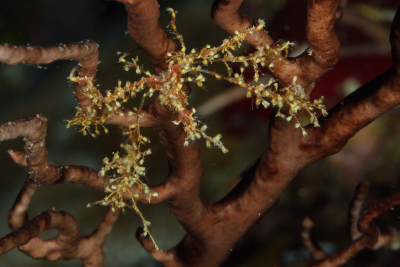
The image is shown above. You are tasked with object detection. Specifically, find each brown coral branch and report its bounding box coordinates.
[301,5,400,163]
[0,174,119,266]
[154,2,341,264]
[308,224,379,267]
[301,216,327,261]
[0,39,147,131]
[0,209,80,257]
[114,0,342,266]
[134,100,207,255]
[306,183,400,267]
[115,0,177,74]
[126,2,400,267]
[111,1,211,262]
[211,0,274,47]
[0,115,108,188]
[0,115,55,186]
[135,228,174,262]
[280,0,340,89]
[113,0,205,209]
[0,40,99,111]
[104,108,152,128]
[358,192,400,233]
[212,0,340,89]
[349,181,370,241]
[0,113,123,266]
[305,0,340,70]
[0,40,148,128]
[75,207,121,267]
[205,4,342,235]
[143,2,398,266]
[7,177,37,231]
[0,0,399,266]
[19,208,119,266]
[0,40,97,68]
[206,0,339,204]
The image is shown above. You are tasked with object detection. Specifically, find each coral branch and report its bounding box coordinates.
[77,207,121,267]
[211,0,274,47]
[358,192,400,233]
[302,5,400,162]
[0,40,97,70]
[0,115,55,186]
[0,0,399,266]
[115,0,177,73]
[136,228,174,262]
[308,225,379,267]
[0,40,99,111]
[0,209,80,257]
[212,0,340,89]
[281,0,340,89]
[7,177,37,231]
[3,207,120,265]
[306,182,400,267]
[128,0,341,265]
[0,172,119,266]
[349,181,370,241]
[305,0,340,69]
[301,217,327,261]
[0,115,108,188]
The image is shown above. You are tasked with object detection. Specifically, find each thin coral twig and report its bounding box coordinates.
[0,174,120,266]
[307,181,400,267]
[301,217,327,261]
[308,225,379,267]
[349,181,370,241]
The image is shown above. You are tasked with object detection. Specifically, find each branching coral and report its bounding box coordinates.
[0,0,399,266]
[303,181,400,267]
[64,7,327,247]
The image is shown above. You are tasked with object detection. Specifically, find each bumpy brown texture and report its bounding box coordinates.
[0,116,119,266]
[115,0,177,74]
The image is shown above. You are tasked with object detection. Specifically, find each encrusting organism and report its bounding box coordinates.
[65,8,326,247]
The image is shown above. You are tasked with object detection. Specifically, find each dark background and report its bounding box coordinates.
[0,0,399,266]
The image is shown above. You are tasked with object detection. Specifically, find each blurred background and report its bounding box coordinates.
[0,0,399,266]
